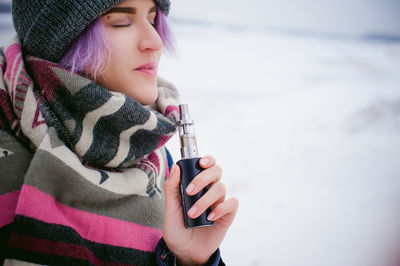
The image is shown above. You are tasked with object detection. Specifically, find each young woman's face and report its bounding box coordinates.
[98,0,163,105]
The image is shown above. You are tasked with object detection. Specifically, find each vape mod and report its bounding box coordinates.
[177,104,214,228]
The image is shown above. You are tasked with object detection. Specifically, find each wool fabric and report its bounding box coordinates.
[0,36,179,264]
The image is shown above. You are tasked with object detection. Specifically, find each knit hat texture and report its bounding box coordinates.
[12,0,170,63]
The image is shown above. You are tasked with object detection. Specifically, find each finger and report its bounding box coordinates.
[187,182,226,219]
[211,193,226,208]
[186,164,222,196]
[207,197,239,222]
[163,164,182,216]
[199,155,216,169]
[164,164,180,191]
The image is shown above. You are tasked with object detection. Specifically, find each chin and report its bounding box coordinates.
[136,87,159,105]
[139,95,158,105]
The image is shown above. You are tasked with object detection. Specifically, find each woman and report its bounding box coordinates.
[0,0,239,265]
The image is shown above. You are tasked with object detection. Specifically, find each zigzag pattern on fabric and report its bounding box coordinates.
[0,37,48,148]
[0,35,181,264]
[1,37,180,197]
[25,55,179,169]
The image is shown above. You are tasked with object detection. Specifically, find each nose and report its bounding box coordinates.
[138,21,164,52]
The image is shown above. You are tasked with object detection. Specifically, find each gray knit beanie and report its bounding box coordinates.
[12,0,170,63]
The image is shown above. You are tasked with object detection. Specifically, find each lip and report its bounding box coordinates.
[134,62,158,77]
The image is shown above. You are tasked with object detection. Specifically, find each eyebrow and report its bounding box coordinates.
[102,6,156,16]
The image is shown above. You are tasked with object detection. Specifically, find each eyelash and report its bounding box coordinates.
[111,24,132,28]
[111,23,157,28]
[111,17,157,28]
[112,24,131,28]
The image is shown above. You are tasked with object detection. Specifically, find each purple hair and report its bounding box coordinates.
[59,6,175,80]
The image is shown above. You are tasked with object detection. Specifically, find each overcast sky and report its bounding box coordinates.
[1,0,399,40]
[170,0,400,36]
[1,0,399,36]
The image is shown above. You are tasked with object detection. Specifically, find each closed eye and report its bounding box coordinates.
[112,24,132,27]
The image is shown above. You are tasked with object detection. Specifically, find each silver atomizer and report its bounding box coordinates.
[177,104,214,228]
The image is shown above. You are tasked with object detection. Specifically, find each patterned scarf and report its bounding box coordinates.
[0,36,180,197]
[1,36,180,265]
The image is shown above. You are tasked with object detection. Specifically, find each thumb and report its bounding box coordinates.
[164,164,182,214]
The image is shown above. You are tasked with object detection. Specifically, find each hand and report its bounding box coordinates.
[163,156,239,265]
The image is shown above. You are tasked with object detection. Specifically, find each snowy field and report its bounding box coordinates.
[162,30,400,266]
[161,2,400,265]
[2,1,400,265]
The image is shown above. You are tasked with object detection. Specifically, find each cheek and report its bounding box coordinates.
[97,59,129,93]
[108,44,133,69]
[102,45,135,84]
[107,30,138,54]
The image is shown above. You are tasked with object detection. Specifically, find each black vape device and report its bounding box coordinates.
[177,104,214,228]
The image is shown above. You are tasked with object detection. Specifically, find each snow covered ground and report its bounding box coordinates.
[162,2,400,265]
[2,1,400,265]
[160,27,400,266]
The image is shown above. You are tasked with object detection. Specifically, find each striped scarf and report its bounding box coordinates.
[0,36,180,265]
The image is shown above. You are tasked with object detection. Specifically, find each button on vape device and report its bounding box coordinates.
[177,104,214,228]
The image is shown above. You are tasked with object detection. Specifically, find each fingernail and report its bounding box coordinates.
[186,184,195,194]
[207,212,216,221]
[188,206,197,217]
[201,158,209,166]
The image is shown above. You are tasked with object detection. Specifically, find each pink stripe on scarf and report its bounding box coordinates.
[18,71,31,83]
[10,56,23,101]
[4,43,21,80]
[15,96,25,102]
[147,151,160,171]
[17,80,27,86]
[0,190,20,227]
[16,185,162,252]
[164,105,179,119]
[5,43,23,98]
